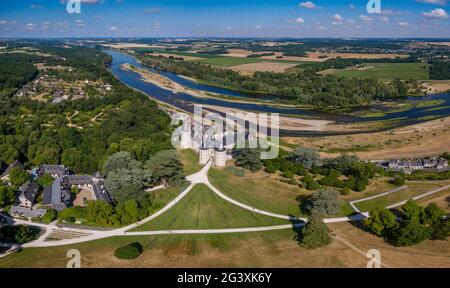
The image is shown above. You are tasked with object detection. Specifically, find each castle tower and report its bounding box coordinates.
[199,148,211,165]
[214,149,227,167]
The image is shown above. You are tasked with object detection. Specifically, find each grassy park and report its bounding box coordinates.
[177,149,203,176]
[208,166,355,218]
[133,184,289,231]
[208,167,305,217]
[2,221,449,268]
[354,180,450,212]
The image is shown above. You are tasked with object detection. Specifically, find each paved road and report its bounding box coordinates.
[6,161,448,249]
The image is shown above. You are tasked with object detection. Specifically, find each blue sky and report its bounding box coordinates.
[0,0,449,38]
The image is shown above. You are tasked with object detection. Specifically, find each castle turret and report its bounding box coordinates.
[214,149,227,167]
[199,148,211,165]
[180,128,192,149]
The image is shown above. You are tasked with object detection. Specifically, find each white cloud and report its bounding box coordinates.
[24,23,37,31]
[334,14,344,21]
[379,16,389,22]
[423,8,448,18]
[347,19,356,24]
[299,1,317,9]
[415,0,447,5]
[255,25,262,29]
[0,20,7,25]
[332,14,344,25]
[399,22,410,27]
[349,4,356,9]
[109,26,118,31]
[289,17,305,23]
[359,14,373,23]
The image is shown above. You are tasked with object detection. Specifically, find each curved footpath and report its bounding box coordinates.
[6,161,447,248]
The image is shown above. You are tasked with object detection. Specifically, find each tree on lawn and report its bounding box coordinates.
[390,220,432,247]
[401,200,423,221]
[104,168,144,203]
[235,148,263,172]
[143,150,184,186]
[289,147,320,169]
[430,219,449,241]
[421,203,446,226]
[298,211,331,249]
[308,188,342,216]
[392,175,405,186]
[364,207,399,237]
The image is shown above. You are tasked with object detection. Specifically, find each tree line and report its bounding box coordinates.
[137,53,411,107]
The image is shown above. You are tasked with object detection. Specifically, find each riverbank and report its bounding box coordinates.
[283,115,450,159]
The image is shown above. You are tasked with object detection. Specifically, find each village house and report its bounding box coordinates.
[42,177,72,211]
[42,170,113,211]
[33,164,69,179]
[381,157,449,174]
[17,181,39,208]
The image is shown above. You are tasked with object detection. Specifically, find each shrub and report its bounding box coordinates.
[114,242,144,260]
[284,171,294,178]
[421,203,445,226]
[392,175,405,186]
[306,179,321,190]
[390,220,432,247]
[0,225,40,244]
[401,200,423,221]
[364,207,399,237]
[341,187,350,196]
[42,209,58,223]
[431,219,449,240]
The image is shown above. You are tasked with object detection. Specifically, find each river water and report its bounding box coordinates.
[106,50,450,135]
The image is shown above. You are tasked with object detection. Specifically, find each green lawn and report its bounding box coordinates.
[321,63,430,80]
[177,149,203,176]
[209,167,304,217]
[354,181,450,212]
[208,167,356,218]
[133,184,289,231]
[148,182,190,209]
[0,229,297,268]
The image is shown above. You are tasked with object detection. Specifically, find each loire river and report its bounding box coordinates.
[106,50,450,135]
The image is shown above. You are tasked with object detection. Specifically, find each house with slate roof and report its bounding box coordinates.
[17,181,39,208]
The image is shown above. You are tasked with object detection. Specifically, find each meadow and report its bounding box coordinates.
[2,221,449,268]
[320,63,430,80]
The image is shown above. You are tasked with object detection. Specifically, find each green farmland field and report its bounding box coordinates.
[320,63,430,80]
